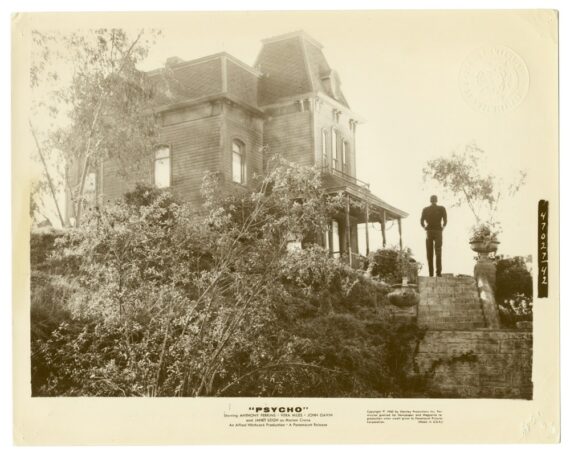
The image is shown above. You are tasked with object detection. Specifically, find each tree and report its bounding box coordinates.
[29,28,161,227]
[422,142,526,238]
[31,159,424,398]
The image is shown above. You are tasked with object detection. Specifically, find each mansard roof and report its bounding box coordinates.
[255,30,350,108]
[147,31,350,111]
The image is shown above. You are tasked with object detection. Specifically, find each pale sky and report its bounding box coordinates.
[135,10,557,275]
[28,11,558,276]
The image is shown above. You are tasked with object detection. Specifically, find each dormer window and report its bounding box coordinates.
[154,146,171,188]
[321,70,341,101]
[232,139,246,184]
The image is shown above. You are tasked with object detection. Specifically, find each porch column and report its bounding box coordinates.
[381,210,387,248]
[327,221,334,257]
[398,218,403,251]
[345,194,352,266]
[364,199,370,256]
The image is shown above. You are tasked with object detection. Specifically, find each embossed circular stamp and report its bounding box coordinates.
[459,46,529,113]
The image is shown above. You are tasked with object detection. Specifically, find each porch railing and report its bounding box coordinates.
[320,166,370,194]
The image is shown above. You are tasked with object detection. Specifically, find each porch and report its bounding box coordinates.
[320,167,408,267]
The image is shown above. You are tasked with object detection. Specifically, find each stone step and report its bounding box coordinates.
[420,285,478,290]
[418,320,485,331]
[417,275,486,330]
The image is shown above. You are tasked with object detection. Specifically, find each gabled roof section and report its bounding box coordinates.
[256,30,350,108]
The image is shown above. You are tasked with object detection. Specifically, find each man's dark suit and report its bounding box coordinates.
[420,204,447,277]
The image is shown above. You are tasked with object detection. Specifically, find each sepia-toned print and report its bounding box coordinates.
[13,10,559,444]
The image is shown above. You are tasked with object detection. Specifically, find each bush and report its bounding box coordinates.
[496,256,532,299]
[495,256,533,328]
[30,162,422,397]
[368,247,418,285]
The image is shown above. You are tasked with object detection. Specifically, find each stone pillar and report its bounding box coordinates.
[474,257,497,293]
[474,258,501,329]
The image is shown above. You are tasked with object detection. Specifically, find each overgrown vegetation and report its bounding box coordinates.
[495,256,533,328]
[31,162,423,397]
[368,247,419,285]
[30,29,162,227]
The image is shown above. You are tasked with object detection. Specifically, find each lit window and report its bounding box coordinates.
[342,140,349,174]
[332,129,339,170]
[321,129,328,167]
[154,146,171,188]
[232,140,246,184]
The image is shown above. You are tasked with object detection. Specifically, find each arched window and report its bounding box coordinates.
[154,146,171,188]
[331,128,339,170]
[342,140,349,174]
[232,140,246,184]
[321,129,329,168]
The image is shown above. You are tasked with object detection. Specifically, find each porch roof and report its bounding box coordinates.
[321,168,408,221]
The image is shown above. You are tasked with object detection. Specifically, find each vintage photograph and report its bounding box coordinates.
[23,10,555,400]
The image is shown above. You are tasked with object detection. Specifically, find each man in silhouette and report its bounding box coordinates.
[421,195,447,277]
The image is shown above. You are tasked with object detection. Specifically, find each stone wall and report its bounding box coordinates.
[417,275,486,330]
[414,329,533,399]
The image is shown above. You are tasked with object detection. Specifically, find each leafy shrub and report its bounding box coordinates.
[30,161,422,397]
[30,228,63,269]
[495,256,533,328]
[470,222,499,242]
[368,247,418,285]
[496,256,532,299]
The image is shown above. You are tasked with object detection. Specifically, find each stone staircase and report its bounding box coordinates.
[417,275,486,330]
[413,274,533,398]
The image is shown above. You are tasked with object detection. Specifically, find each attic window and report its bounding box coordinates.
[321,70,341,100]
[330,72,339,99]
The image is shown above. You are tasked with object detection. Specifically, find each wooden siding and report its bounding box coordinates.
[101,154,152,202]
[263,110,314,168]
[99,111,222,208]
[161,115,222,206]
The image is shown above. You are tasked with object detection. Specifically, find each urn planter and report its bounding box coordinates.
[469,238,500,260]
[387,283,420,308]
